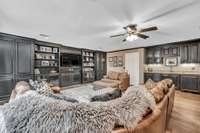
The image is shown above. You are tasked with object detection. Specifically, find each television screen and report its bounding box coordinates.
[61,54,81,67]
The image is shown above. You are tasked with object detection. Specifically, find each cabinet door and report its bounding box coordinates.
[16,41,33,75]
[152,73,162,82]
[144,73,153,82]
[102,53,107,75]
[60,74,73,86]
[198,78,200,92]
[180,44,188,63]
[171,46,179,56]
[180,75,199,92]
[198,43,200,63]
[0,40,14,75]
[0,76,14,100]
[146,48,154,58]
[188,43,198,63]
[162,47,170,56]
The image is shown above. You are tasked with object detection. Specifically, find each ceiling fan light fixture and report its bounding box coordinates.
[126,34,138,41]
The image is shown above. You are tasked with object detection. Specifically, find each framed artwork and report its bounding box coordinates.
[117,56,123,67]
[165,57,178,66]
[109,57,113,62]
[113,56,117,67]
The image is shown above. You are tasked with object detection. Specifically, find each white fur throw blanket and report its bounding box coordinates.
[0,86,155,133]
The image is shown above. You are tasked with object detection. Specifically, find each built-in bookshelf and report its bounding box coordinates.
[82,49,95,83]
[34,43,60,85]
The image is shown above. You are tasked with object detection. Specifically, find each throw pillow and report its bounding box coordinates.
[108,71,120,80]
[157,81,169,94]
[145,79,157,90]
[163,79,173,88]
[150,86,164,103]
[90,89,122,102]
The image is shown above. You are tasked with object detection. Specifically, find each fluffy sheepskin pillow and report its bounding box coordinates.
[163,79,173,88]
[157,81,169,94]
[150,86,164,103]
[145,79,157,90]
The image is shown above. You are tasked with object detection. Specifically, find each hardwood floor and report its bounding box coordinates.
[168,91,200,133]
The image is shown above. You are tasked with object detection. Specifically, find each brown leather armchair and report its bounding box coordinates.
[93,71,130,91]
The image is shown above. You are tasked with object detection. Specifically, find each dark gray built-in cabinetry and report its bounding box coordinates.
[95,52,107,80]
[144,73,200,93]
[82,49,95,83]
[180,42,198,63]
[60,46,82,87]
[34,41,60,85]
[60,67,81,87]
[0,34,34,100]
[146,47,163,64]
[145,40,200,64]
[180,75,200,92]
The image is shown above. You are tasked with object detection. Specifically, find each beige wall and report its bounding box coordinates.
[107,48,145,84]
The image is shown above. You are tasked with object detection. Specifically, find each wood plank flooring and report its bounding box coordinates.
[167,91,200,133]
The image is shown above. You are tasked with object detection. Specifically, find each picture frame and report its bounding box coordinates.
[109,57,113,62]
[117,56,123,67]
[53,48,58,53]
[165,57,178,66]
[113,56,117,67]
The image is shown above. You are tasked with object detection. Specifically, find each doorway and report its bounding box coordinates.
[125,52,140,85]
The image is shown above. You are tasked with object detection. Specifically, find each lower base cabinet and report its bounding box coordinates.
[0,77,14,100]
[180,75,199,92]
[144,73,200,93]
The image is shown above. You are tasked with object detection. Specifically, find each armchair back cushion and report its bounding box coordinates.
[108,71,120,80]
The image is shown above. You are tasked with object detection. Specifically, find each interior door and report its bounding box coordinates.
[125,52,140,85]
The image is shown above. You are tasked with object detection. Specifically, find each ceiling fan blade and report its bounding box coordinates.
[110,33,126,38]
[139,26,158,32]
[137,33,149,39]
[122,39,126,42]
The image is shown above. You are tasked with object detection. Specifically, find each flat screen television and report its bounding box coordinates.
[61,54,81,67]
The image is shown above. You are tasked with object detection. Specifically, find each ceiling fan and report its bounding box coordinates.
[110,24,158,42]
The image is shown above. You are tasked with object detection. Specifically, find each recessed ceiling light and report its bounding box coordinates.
[39,34,49,39]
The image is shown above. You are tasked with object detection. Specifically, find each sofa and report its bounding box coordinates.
[93,71,130,91]
[113,79,175,133]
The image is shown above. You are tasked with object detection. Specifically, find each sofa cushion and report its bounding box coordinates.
[108,71,120,80]
[145,79,157,90]
[150,86,164,103]
[101,79,121,84]
[93,80,119,88]
[118,72,129,80]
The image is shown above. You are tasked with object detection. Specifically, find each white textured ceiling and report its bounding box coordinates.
[0,0,200,51]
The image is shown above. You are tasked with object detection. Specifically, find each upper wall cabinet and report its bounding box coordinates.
[95,52,106,80]
[146,47,163,64]
[180,43,198,64]
[0,40,14,75]
[15,40,34,75]
[162,45,179,57]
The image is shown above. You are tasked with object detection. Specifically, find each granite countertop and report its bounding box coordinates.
[144,71,200,75]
